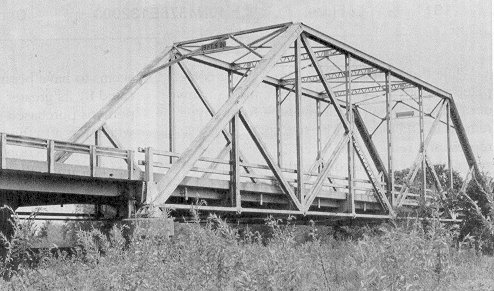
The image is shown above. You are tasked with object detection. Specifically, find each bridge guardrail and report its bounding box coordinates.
[392,184,437,206]
[138,147,386,196]
[0,132,135,179]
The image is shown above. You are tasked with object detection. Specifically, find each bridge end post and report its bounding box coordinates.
[144,147,157,204]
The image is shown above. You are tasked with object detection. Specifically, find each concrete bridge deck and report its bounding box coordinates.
[0,131,429,222]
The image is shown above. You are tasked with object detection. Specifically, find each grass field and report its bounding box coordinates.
[1,209,494,290]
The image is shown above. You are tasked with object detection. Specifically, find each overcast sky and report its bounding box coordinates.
[0,0,492,176]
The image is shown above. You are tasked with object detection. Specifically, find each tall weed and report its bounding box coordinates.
[0,206,493,290]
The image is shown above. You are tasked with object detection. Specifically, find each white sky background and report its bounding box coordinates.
[0,0,492,178]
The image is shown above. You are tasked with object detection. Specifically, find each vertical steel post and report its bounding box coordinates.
[47,140,55,173]
[419,87,426,202]
[229,72,241,208]
[127,150,134,180]
[446,100,453,189]
[231,115,241,209]
[385,72,395,205]
[295,37,304,202]
[94,129,102,166]
[316,100,322,172]
[93,132,99,215]
[345,54,355,214]
[89,145,96,177]
[276,86,283,168]
[168,55,176,164]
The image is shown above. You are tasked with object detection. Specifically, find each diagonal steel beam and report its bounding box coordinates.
[369,102,400,138]
[303,124,344,193]
[229,35,263,59]
[301,32,393,215]
[304,134,349,212]
[352,137,394,215]
[100,124,124,149]
[232,26,288,64]
[56,46,173,163]
[396,100,446,206]
[149,34,279,68]
[459,166,475,195]
[449,99,482,183]
[398,100,454,129]
[424,155,444,194]
[353,108,389,186]
[201,143,230,179]
[100,124,143,183]
[238,110,302,210]
[143,42,234,78]
[178,61,256,182]
[300,33,349,132]
[424,154,454,219]
[152,24,303,205]
[449,166,474,220]
[304,124,344,181]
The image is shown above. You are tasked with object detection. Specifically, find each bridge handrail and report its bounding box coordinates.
[138,147,385,195]
[0,132,135,179]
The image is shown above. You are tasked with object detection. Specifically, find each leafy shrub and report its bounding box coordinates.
[0,207,48,280]
[0,203,494,290]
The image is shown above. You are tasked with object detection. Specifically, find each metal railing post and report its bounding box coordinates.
[127,150,134,180]
[0,133,6,169]
[89,145,96,177]
[47,140,55,173]
[145,147,154,183]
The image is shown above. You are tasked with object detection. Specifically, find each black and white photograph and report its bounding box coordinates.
[0,1,492,289]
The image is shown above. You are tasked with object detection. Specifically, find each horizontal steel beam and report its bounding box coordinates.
[234,48,340,69]
[0,167,130,197]
[15,212,96,218]
[163,203,392,219]
[168,186,382,210]
[328,82,415,97]
[283,67,381,84]
[4,157,140,181]
[174,22,292,46]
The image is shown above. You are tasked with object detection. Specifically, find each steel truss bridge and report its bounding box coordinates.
[0,23,482,227]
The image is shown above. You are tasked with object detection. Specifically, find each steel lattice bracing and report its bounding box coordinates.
[0,22,482,222]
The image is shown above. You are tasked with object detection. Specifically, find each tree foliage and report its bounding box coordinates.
[394,164,463,192]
